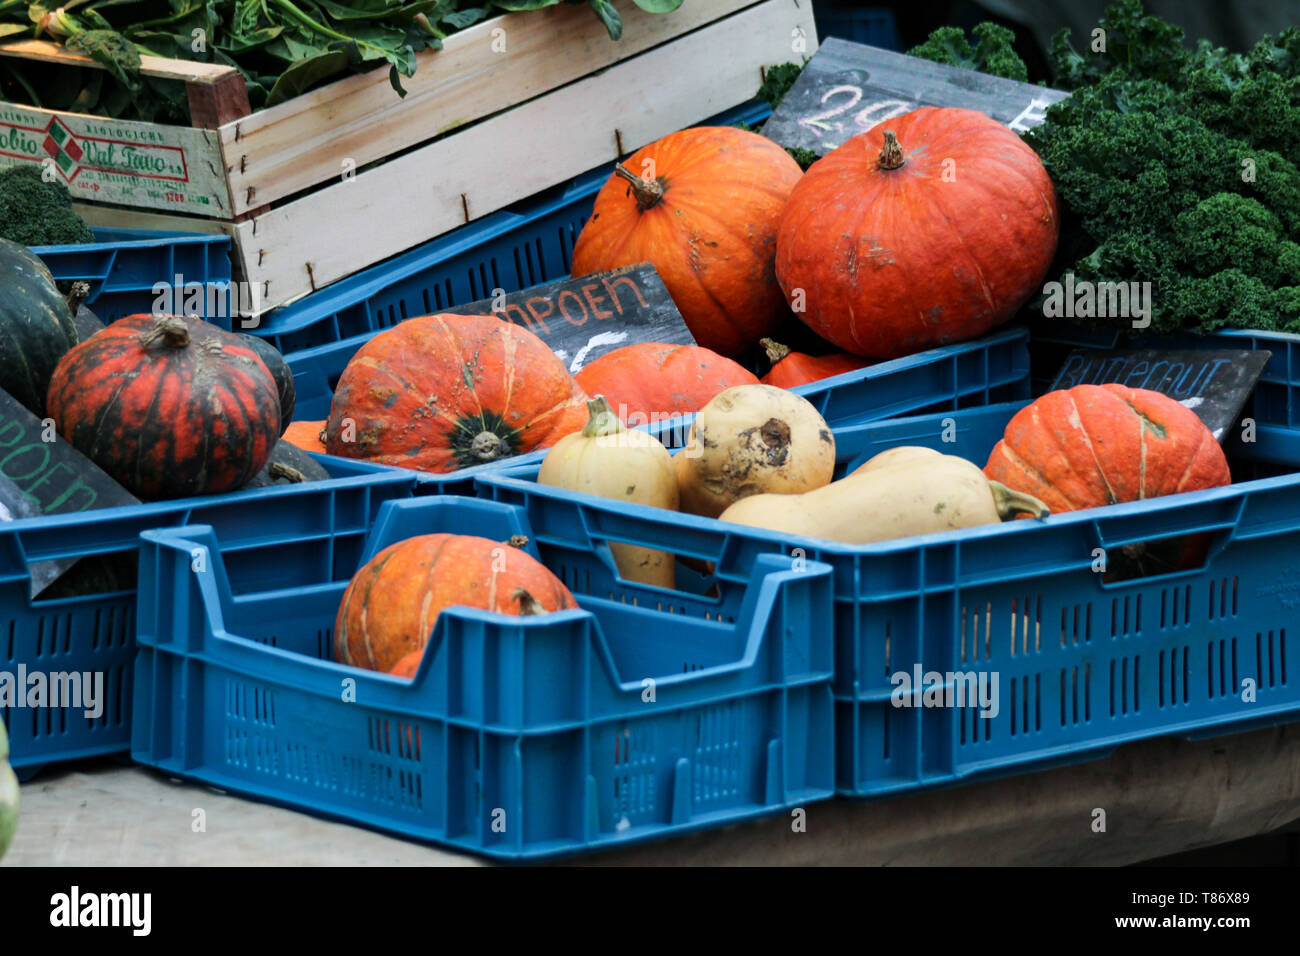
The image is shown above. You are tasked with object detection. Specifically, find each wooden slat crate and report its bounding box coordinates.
[0,0,817,315]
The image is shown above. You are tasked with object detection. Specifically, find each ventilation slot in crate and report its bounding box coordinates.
[1257,629,1288,689]
[1209,577,1239,620]
[1010,595,1041,656]
[1159,646,1191,707]
[1060,603,1090,646]
[612,725,657,823]
[961,603,992,664]
[1110,594,1141,639]
[226,679,277,728]
[1059,664,1091,725]
[1009,674,1040,735]
[1109,655,1140,716]
[693,702,742,807]
[1160,584,1192,629]
[1207,638,1238,699]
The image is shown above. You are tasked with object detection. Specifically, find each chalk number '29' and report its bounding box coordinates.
[799,85,912,137]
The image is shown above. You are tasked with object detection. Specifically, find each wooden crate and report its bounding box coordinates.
[0,0,817,315]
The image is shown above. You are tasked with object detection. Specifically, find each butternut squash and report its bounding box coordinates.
[675,384,835,518]
[539,395,678,588]
[719,452,1049,544]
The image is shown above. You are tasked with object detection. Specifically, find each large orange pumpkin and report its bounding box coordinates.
[574,342,758,426]
[323,313,589,472]
[570,126,803,358]
[775,107,1059,360]
[983,384,1230,513]
[335,534,577,672]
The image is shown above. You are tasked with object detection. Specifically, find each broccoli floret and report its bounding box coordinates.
[0,166,96,246]
[907,23,1027,82]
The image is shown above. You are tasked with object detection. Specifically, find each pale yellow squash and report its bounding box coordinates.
[719,452,1049,544]
[539,395,678,588]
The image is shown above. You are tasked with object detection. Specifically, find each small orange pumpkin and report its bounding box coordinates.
[323,314,589,473]
[984,384,1230,513]
[759,339,871,389]
[571,126,803,358]
[574,342,758,426]
[335,534,576,673]
[283,420,327,455]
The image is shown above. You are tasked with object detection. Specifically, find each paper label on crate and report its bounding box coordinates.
[443,263,696,373]
[1051,349,1271,442]
[762,37,1069,157]
[0,102,231,217]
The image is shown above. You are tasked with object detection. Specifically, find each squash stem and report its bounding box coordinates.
[989,480,1051,521]
[613,163,665,211]
[877,130,905,170]
[512,588,546,616]
[139,315,191,350]
[582,395,626,438]
[65,281,91,316]
[760,338,791,364]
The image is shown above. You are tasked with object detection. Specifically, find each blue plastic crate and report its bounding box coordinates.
[1027,322,1300,464]
[812,3,901,49]
[476,403,1300,797]
[0,455,428,780]
[33,229,233,325]
[129,495,835,860]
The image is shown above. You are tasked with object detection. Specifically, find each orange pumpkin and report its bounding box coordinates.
[759,339,870,389]
[571,126,803,358]
[283,420,327,455]
[775,107,1059,359]
[335,534,577,673]
[574,342,758,426]
[983,384,1230,513]
[323,313,589,473]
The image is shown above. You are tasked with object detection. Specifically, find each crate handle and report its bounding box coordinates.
[1089,491,1246,585]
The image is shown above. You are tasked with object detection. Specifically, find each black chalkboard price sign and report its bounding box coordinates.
[0,386,140,596]
[444,263,695,373]
[1051,349,1272,442]
[762,37,1070,157]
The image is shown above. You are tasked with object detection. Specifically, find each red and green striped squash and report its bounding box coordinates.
[46,314,281,500]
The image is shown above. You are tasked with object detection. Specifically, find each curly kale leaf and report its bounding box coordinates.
[907,22,1027,82]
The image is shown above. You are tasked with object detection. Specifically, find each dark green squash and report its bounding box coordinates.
[237,333,295,433]
[242,439,330,489]
[0,238,78,416]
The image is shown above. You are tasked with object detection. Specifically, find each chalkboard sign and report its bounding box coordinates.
[1051,349,1272,441]
[0,386,139,597]
[762,37,1070,157]
[444,263,695,373]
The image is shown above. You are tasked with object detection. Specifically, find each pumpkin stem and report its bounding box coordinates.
[613,163,665,212]
[877,130,905,170]
[760,338,791,365]
[65,281,91,315]
[139,315,191,350]
[507,534,529,549]
[512,588,547,617]
[582,395,626,438]
[267,462,307,483]
[988,480,1051,521]
[469,431,508,462]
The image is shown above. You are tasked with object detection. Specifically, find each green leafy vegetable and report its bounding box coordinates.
[1026,0,1300,334]
[907,22,1027,82]
[0,0,683,121]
